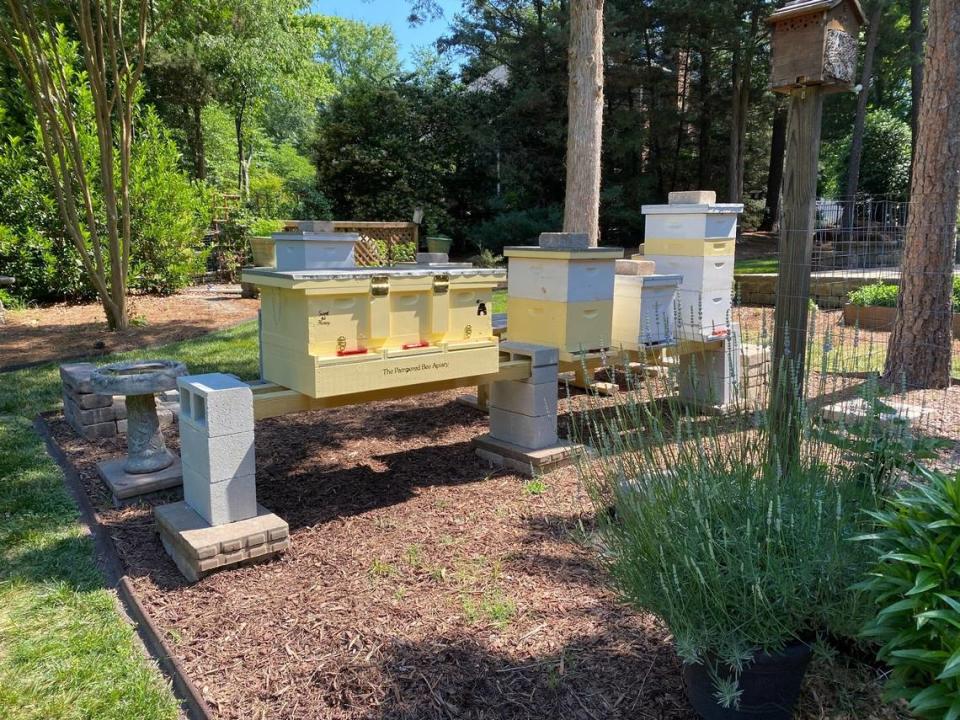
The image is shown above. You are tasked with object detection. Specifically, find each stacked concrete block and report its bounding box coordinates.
[503,233,622,360]
[488,341,559,450]
[177,373,257,526]
[642,192,743,342]
[61,362,174,440]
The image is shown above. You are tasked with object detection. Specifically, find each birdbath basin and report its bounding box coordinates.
[92,360,187,474]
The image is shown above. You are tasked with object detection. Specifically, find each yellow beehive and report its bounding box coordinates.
[504,245,622,358]
[242,267,505,399]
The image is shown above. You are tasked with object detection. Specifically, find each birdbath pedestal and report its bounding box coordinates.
[92,360,187,503]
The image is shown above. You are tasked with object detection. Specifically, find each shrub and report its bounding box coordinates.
[249,218,285,237]
[129,109,211,295]
[579,367,887,706]
[849,281,899,308]
[467,206,562,254]
[849,279,960,312]
[248,171,296,219]
[856,468,960,718]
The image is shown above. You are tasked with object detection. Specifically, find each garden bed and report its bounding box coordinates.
[1,285,259,370]
[842,303,960,338]
[43,383,925,719]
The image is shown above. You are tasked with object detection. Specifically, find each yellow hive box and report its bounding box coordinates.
[643,238,736,257]
[243,267,506,399]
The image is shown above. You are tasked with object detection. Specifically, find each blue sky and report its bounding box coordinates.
[310,0,462,68]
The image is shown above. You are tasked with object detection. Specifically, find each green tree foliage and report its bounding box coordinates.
[822,108,912,199]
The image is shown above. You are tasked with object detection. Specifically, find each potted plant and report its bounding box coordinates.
[249,217,285,268]
[579,374,886,719]
[844,278,960,338]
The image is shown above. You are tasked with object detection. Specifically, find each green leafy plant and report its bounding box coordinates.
[578,365,887,705]
[855,468,960,718]
[249,218,285,237]
[849,282,900,309]
[469,249,504,268]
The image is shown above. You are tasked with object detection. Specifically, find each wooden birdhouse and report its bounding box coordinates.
[768,0,865,94]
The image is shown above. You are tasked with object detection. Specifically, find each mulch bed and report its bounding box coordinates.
[45,377,929,720]
[2,285,258,370]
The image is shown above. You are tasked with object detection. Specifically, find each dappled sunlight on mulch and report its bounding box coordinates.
[46,386,920,719]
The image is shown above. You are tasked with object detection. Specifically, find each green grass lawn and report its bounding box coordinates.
[734,257,779,274]
[0,320,261,720]
[492,288,507,314]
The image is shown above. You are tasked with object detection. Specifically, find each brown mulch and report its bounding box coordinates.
[46,380,918,720]
[1,285,259,370]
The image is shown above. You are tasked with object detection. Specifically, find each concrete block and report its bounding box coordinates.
[615,259,656,276]
[179,422,255,483]
[821,398,931,428]
[499,341,559,368]
[183,469,258,526]
[60,362,96,393]
[669,190,717,205]
[539,232,590,250]
[489,379,558,417]
[97,455,183,501]
[63,395,125,425]
[473,433,582,476]
[66,390,113,410]
[75,419,118,440]
[155,501,288,582]
[416,252,449,264]
[489,406,558,450]
[178,373,254,437]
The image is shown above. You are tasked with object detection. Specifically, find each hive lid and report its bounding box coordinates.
[272,231,359,243]
[641,203,744,215]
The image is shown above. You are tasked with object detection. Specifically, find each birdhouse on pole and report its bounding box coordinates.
[768,0,865,94]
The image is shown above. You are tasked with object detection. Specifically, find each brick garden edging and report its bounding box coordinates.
[34,415,213,720]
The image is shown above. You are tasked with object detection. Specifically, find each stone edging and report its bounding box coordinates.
[33,415,213,720]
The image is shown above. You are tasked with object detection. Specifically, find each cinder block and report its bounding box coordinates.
[60,363,96,393]
[183,469,258,526]
[76,419,118,440]
[178,373,254,437]
[539,232,590,250]
[66,390,113,410]
[416,252,448,264]
[669,190,717,205]
[490,379,558,417]
[499,341,559,368]
[179,422,255,483]
[489,406,558,450]
[615,259,656,276]
[63,395,124,425]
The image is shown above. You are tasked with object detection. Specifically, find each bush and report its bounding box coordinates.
[821,109,912,200]
[467,206,562,254]
[579,367,887,706]
[129,109,211,295]
[249,218,285,237]
[849,279,960,312]
[248,171,296,219]
[856,468,960,718]
[849,281,899,308]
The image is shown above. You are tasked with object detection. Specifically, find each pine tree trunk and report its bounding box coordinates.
[843,0,884,228]
[563,0,604,246]
[760,103,788,232]
[909,0,924,160]
[885,0,959,390]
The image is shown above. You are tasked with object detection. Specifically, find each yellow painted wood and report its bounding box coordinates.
[507,296,613,354]
[251,358,532,419]
[644,238,736,257]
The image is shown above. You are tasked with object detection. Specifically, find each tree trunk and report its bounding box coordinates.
[727,3,760,204]
[885,0,959,390]
[696,46,713,189]
[563,0,604,246]
[760,103,787,232]
[909,0,924,161]
[193,101,206,180]
[843,0,884,228]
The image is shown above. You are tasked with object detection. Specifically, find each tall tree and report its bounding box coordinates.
[908,0,924,158]
[727,0,765,203]
[563,0,604,245]
[0,0,153,330]
[885,0,959,389]
[760,102,787,232]
[844,0,885,217]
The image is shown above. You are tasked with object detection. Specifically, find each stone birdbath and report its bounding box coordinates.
[92,360,187,501]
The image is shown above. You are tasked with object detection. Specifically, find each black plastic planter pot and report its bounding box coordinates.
[682,643,813,720]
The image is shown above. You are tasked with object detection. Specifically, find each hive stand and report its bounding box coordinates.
[155,373,288,582]
[473,341,582,475]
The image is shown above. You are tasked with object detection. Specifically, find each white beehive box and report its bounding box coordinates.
[508,256,616,303]
[612,274,682,349]
[674,288,733,341]
[273,231,359,271]
[641,204,743,240]
[646,255,735,294]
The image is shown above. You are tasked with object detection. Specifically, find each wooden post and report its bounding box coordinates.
[769,85,824,464]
